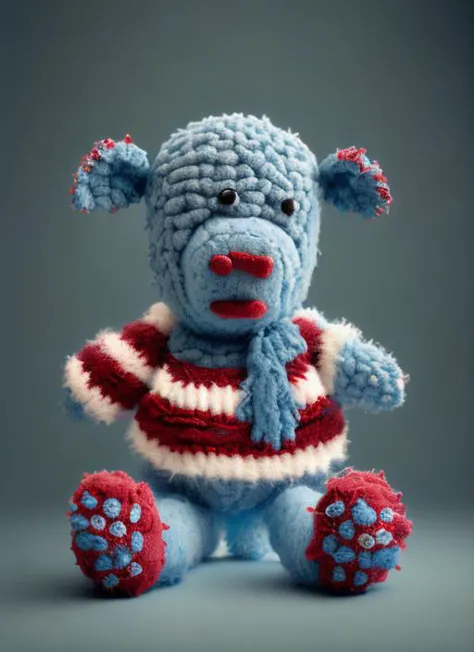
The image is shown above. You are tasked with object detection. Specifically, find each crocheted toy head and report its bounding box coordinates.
[70,114,391,337]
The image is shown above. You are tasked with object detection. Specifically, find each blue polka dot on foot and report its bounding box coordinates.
[109,521,127,538]
[332,566,346,582]
[94,555,113,571]
[70,514,89,531]
[75,532,108,552]
[352,499,377,526]
[131,531,143,553]
[113,546,132,569]
[129,562,143,577]
[339,520,355,540]
[103,498,122,519]
[358,533,375,549]
[91,515,106,531]
[372,547,399,570]
[354,571,368,587]
[81,491,98,509]
[375,529,393,546]
[69,502,77,512]
[130,504,141,523]
[102,574,119,589]
[333,546,356,564]
[325,501,345,518]
[322,534,338,554]
[358,551,373,569]
[380,507,394,523]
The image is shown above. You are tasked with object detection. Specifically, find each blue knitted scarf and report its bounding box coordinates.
[236,319,308,451]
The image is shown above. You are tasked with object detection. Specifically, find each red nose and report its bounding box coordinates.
[209,252,274,279]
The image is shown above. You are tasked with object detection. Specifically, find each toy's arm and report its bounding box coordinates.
[63,303,175,424]
[295,308,406,411]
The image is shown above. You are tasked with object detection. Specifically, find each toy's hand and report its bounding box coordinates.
[332,339,406,411]
[63,387,86,421]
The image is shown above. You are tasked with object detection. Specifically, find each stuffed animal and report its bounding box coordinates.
[64,114,411,597]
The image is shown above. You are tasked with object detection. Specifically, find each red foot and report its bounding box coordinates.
[306,469,412,593]
[67,470,167,597]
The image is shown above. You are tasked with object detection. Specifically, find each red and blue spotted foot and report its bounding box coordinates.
[67,470,167,597]
[306,469,412,593]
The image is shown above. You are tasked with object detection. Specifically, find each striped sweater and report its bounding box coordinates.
[64,303,358,483]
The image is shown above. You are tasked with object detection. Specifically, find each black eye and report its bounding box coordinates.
[281,198,295,216]
[218,188,239,206]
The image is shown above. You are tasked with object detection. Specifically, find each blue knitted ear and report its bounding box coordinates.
[70,135,150,213]
[318,147,392,218]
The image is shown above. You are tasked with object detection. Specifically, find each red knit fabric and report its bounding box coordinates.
[135,394,344,457]
[69,471,167,597]
[78,344,149,409]
[305,469,412,593]
[121,321,169,369]
[164,353,247,388]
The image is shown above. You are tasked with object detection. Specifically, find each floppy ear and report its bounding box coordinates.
[69,135,150,213]
[318,146,392,218]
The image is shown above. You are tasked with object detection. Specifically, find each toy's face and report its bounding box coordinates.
[145,115,320,336]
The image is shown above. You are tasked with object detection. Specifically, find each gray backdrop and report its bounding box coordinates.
[1,1,473,651]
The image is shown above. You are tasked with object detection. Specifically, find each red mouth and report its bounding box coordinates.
[210,300,267,319]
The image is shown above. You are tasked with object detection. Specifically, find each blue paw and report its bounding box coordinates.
[103,498,121,518]
[352,499,377,526]
[333,340,405,412]
[63,388,86,421]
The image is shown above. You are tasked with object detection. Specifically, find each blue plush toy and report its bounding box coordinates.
[64,114,411,596]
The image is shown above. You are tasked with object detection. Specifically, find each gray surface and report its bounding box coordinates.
[1,1,473,651]
[1,511,473,652]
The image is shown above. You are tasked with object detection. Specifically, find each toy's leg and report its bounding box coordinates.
[156,494,221,586]
[67,471,220,597]
[226,509,272,560]
[265,470,412,593]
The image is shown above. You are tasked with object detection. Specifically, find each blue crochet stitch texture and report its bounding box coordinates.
[71,138,149,213]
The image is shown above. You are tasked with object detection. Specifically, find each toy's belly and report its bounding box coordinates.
[127,355,348,484]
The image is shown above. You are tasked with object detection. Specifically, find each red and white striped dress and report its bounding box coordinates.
[64,304,359,484]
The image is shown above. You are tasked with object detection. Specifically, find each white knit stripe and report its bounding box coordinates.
[293,306,327,328]
[318,323,360,394]
[151,365,243,417]
[142,302,176,336]
[96,330,154,384]
[64,356,121,424]
[127,421,348,482]
[291,364,326,406]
